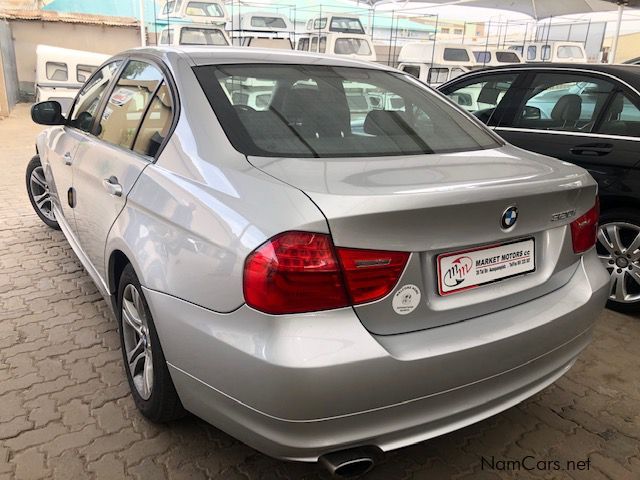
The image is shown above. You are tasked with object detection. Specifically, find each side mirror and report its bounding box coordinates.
[522,105,542,121]
[31,101,65,126]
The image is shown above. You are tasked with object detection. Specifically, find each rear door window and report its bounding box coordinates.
[595,92,640,137]
[512,73,615,132]
[133,83,174,157]
[97,60,164,150]
[442,73,518,125]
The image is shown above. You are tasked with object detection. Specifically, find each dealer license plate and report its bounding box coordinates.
[437,238,535,295]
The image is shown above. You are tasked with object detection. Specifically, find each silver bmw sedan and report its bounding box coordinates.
[27,47,609,476]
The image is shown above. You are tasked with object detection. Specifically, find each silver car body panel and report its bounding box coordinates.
[34,46,609,462]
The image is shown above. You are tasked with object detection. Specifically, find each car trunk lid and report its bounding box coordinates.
[248,145,597,334]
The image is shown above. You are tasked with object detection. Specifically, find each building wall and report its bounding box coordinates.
[9,19,140,95]
[0,20,19,115]
[604,31,640,63]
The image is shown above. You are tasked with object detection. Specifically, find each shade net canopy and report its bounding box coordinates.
[363,0,639,20]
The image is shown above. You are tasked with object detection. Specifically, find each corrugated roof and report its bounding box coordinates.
[0,9,138,26]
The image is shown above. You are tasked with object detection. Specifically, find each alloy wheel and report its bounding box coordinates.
[29,166,55,222]
[597,222,640,304]
[121,284,154,400]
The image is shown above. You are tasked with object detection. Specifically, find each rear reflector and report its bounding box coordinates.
[243,231,409,314]
[570,198,599,254]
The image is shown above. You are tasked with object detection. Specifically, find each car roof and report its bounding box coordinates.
[122,46,394,71]
[443,63,640,90]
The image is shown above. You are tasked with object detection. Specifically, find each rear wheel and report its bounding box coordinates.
[597,208,640,314]
[117,264,185,421]
[25,156,59,230]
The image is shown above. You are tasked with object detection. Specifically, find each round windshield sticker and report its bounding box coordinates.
[392,284,421,315]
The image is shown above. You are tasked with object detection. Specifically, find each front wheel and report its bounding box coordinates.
[25,156,59,230]
[596,208,640,314]
[117,264,185,422]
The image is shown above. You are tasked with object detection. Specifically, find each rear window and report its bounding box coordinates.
[250,16,286,29]
[194,64,500,158]
[330,17,365,34]
[557,45,583,59]
[180,27,228,45]
[334,38,371,55]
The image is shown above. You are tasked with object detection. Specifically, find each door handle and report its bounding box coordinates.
[63,152,73,166]
[570,143,613,156]
[103,176,122,197]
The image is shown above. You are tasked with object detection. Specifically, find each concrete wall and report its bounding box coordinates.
[9,19,140,95]
[0,20,19,115]
[605,32,640,63]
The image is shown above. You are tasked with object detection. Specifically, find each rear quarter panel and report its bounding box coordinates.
[105,57,328,311]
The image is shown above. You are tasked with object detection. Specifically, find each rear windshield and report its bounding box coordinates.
[193,64,500,158]
[180,28,228,45]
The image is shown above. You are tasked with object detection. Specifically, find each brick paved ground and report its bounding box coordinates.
[1,104,639,480]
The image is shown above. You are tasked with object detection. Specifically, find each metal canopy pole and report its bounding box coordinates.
[610,2,625,63]
[139,0,146,46]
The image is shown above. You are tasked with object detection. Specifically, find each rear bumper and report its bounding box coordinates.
[144,250,608,461]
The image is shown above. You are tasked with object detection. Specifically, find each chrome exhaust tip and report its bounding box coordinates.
[319,446,381,478]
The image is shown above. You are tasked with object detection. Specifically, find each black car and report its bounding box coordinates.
[438,63,640,313]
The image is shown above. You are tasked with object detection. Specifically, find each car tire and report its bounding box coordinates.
[597,208,640,314]
[25,155,60,230]
[117,264,186,422]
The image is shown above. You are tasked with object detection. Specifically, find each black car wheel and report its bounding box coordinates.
[117,264,185,422]
[597,208,640,314]
[26,155,59,230]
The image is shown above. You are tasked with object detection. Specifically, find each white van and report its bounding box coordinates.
[228,12,293,50]
[158,25,230,46]
[469,46,523,67]
[397,42,476,86]
[508,41,587,63]
[35,44,109,113]
[160,0,228,25]
[296,33,376,62]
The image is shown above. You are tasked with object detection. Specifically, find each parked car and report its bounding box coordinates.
[439,63,640,313]
[27,47,608,476]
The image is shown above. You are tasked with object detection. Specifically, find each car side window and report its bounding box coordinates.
[68,60,123,132]
[527,46,537,61]
[443,73,518,124]
[513,73,614,132]
[97,60,163,150]
[132,83,175,157]
[596,91,640,138]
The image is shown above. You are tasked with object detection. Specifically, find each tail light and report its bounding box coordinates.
[243,231,409,314]
[570,198,599,254]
